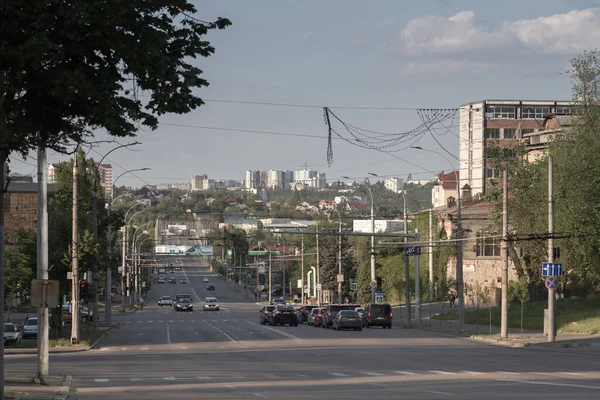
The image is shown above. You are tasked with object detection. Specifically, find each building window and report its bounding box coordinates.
[484,128,500,139]
[476,231,501,257]
[555,106,572,115]
[486,106,516,119]
[503,128,516,139]
[522,107,551,119]
[486,168,501,179]
[520,128,535,135]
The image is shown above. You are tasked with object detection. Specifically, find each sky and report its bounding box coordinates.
[8,0,600,188]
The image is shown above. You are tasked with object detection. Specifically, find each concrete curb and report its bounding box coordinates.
[89,321,125,349]
[55,375,72,400]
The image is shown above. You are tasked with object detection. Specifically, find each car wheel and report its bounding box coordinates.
[359,328,363,331]
[387,324,392,329]
[294,323,298,327]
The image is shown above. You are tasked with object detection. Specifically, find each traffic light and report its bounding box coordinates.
[80,281,89,302]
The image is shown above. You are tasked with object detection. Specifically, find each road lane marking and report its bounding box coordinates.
[197,376,210,380]
[130,378,143,382]
[461,371,483,375]
[425,390,453,395]
[94,379,109,383]
[253,394,268,398]
[498,379,600,390]
[495,371,517,375]
[264,374,278,379]
[561,372,586,376]
[163,377,176,381]
[166,325,171,344]
[120,347,129,351]
[362,372,384,376]
[206,323,236,342]
[141,347,149,350]
[430,370,454,375]
[394,371,416,375]
[369,383,387,387]
[247,322,305,342]
[330,372,349,377]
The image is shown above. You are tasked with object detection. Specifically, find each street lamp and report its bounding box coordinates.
[258,242,273,303]
[307,214,320,304]
[411,146,464,330]
[330,208,343,304]
[369,171,415,324]
[104,167,149,324]
[121,203,143,312]
[342,176,375,302]
[132,223,151,305]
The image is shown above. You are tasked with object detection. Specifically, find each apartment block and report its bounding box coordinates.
[98,164,114,198]
[459,99,573,196]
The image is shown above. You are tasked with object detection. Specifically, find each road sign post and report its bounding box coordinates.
[350,282,357,291]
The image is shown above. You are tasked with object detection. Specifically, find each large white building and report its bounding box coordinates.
[459,99,573,196]
[191,174,208,191]
[384,177,403,193]
[98,164,114,198]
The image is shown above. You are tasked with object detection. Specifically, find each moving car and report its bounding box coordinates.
[4,323,22,346]
[332,310,363,331]
[158,296,173,307]
[268,304,298,326]
[180,278,187,284]
[22,317,38,339]
[175,294,192,304]
[206,284,215,290]
[158,278,165,284]
[203,297,220,311]
[168,277,177,284]
[307,308,321,326]
[202,277,209,283]
[362,303,392,329]
[259,305,276,325]
[271,297,286,305]
[174,298,193,312]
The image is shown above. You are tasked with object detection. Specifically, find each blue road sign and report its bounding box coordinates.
[545,276,558,290]
[375,295,384,304]
[542,262,563,277]
[374,291,386,297]
[350,283,358,291]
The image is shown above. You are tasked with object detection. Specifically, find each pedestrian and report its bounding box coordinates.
[449,290,456,308]
[254,291,258,301]
[294,294,299,304]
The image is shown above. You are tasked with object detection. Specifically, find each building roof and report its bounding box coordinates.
[460,99,573,108]
[98,164,112,169]
[437,171,459,190]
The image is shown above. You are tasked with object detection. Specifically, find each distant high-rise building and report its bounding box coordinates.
[244,170,261,189]
[98,164,114,198]
[191,174,208,191]
[384,177,403,193]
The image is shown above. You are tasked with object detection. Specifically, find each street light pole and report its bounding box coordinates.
[122,203,142,312]
[332,209,343,304]
[411,146,464,330]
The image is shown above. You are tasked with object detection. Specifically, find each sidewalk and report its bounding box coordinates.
[4,373,70,400]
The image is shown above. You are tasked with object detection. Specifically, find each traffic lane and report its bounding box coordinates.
[181,263,251,305]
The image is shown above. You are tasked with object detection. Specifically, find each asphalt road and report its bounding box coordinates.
[6,257,600,399]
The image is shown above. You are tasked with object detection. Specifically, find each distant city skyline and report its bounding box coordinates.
[7,1,596,188]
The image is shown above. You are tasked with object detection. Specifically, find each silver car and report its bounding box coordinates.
[22,317,38,339]
[203,297,220,311]
[4,323,22,346]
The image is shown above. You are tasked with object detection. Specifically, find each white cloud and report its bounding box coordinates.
[399,8,600,55]
[396,59,493,75]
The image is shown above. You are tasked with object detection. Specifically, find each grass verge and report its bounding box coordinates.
[10,323,120,349]
[431,296,600,334]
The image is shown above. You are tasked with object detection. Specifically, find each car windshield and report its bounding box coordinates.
[178,299,191,304]
[277,305,295,311]
[206,298,218,303]
[161,296,171,300]
[266,306,275,312]
[25,319,37,326]
[328,305,352,313]
[4,325,16,332]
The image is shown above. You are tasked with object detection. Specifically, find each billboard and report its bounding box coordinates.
[155,245,213,256]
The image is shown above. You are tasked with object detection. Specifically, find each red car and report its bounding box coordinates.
[312,308,325,327]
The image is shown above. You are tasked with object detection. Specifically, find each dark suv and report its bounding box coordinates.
[269,304,298,326]
[362,303,392,329]
[322,304,359,328]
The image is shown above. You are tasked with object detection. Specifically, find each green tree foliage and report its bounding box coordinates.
[4,230,36,305]
[1,0,231,157]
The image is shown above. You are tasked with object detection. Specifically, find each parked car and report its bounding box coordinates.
[307,308,321,326]
[270,297,286,305]
[268,304,298,326]
[22,317,38,339]
[259,305,276,325]
[312,308,325,327]
[322,304,360,328]
[362,303,392,329]
[298,305,318,324]
[355,307,364,318]
[203,297,220,311]
[174,298,193,312]
[332,310,363,331]
[61,304,91,323]
[4,323,22,346]
[158,296,173,307]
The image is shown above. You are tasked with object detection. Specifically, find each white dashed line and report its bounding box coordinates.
[330,372,349,377]
[94,379,109,383]
[120,347,129,351]
[561,372,586,376]
[498,379,600,390]
[425,390,453,395]
[430,370,455,375]
[166,325,171,344]
[495,371,518,375]
[130,378,144,382]
[461,371,483,375]
[362,372,384,376]
[253,394,268,399]
[140,347,149,351]
[163,377,176,381]
[394,371,416,375]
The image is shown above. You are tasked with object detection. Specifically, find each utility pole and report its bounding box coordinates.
[0,158,6,397]
[501,168,509,338]
[370,191,376,303]
[337,217,343,304]
[415,229,421,325]
[37,146,49,376]
[456,176,465,330]
[301,235,305,305]
[429,208,434,301]
[548,155,556,342]
[316,228,320,305]
[121,225,127,312]
[403,191,410,326]
[268,246,272,304]
[71,151,80,344]
[105,203,112,325]
[91,177,99,328]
